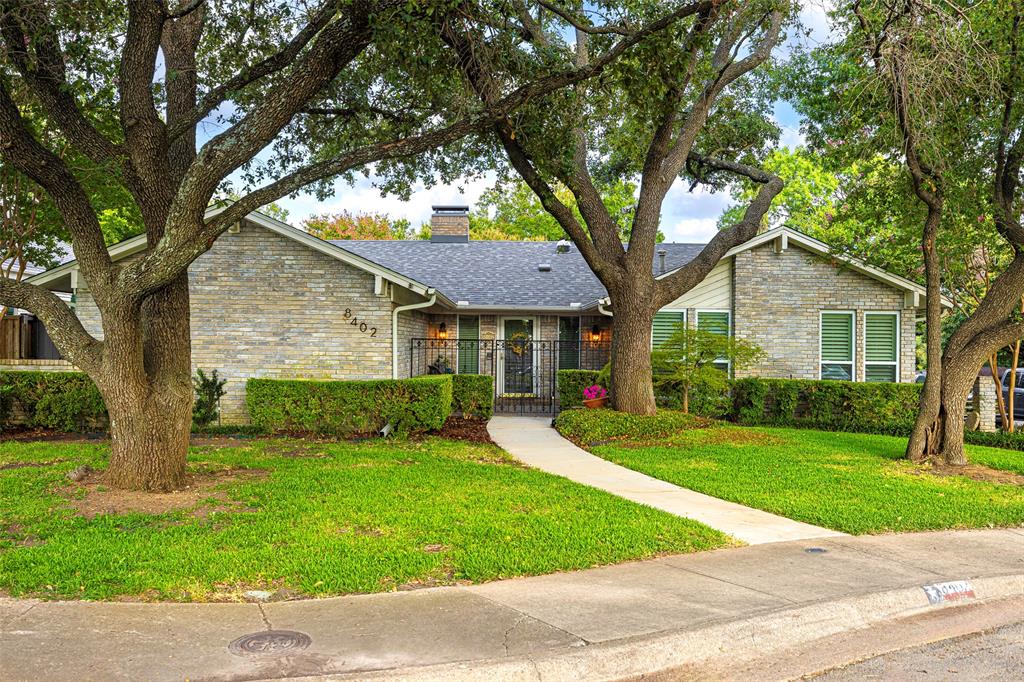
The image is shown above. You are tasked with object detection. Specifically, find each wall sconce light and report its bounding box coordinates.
[590,324,601,342]
[438,322,448,340]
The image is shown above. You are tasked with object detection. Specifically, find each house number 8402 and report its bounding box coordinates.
[343,308,377,337]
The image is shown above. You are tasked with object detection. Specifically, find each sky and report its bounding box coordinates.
[270,2,833,244]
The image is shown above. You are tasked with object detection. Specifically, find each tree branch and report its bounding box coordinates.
[0,277,102,373]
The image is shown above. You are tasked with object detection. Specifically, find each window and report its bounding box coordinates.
[697,310,731,373]
[558,317,581,370]
[820,311,855,381]
[652,310,685,347]
[864,312,899,383]
[457,315,479,374]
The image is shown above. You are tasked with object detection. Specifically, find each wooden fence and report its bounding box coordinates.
[1,316,33,360]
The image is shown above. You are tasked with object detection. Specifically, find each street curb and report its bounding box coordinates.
[283,573,1024,682]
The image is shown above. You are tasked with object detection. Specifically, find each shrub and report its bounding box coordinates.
[730,378,921,435]
[557,369,601,409]
[246,375,452,436]
[964,429,1024,452]
[555,408,704,444]
[451,374,494,420]
[0,371,107,432]
[192,368,228,429]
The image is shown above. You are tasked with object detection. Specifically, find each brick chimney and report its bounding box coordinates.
[430,205,470,243]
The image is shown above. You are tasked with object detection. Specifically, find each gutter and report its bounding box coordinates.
[392,291,437,379]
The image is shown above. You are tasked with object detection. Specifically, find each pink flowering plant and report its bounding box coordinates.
[583,384,607,401]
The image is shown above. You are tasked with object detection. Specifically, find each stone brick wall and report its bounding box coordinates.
[395,309,429,379]
[74,221,396,422]
[0,359,77,372]
[971,377,998,433]
[733,243,917,383]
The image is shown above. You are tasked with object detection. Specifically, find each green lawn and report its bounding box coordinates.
[581,424,1024,535]
[0,437,729,601]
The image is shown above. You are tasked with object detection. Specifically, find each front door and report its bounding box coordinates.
[499,317,536,396]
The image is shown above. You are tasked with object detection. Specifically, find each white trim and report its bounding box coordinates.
[863,311,901,383]
[696,308,732,374]
[819,310,856,381]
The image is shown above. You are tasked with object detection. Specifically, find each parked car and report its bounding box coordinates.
[998,369,1024,428]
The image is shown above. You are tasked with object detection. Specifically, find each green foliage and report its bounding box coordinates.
[192,369,228,429]
[555,408,704,444]
[451,374,493,420]
[462,178,659,242]
[0,437,727,600]
[963,430,1024,453]
[730,378,921,436]
[246,376,453,437]
[189,423,267,437]
[302,211,411,240]
[0,371,106,432]
[557,370,601,409]
[652,327,765,417]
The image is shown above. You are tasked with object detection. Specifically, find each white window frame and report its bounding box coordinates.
[863,311,900,383]
[819,310,856,381]
[696,308,732,374]
[652,309,686,349]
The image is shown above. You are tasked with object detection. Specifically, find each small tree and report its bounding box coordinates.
[302,211,411,240]
[652,327,764,415]
[192,369,227,429]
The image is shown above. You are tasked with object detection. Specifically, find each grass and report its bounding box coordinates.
[0,436,729,601]
[577,423,1024,535]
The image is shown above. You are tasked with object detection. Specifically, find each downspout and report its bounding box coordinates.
[597,299,613,317]
[392,290,437,379]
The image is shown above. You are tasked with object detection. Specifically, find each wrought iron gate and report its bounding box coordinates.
[410,338,610,415]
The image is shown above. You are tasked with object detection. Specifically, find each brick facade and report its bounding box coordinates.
[733,243,917,383]
[74,221,397,422]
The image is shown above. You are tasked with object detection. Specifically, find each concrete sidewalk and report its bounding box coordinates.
[488,416,844,544]
[2,529,1022,682]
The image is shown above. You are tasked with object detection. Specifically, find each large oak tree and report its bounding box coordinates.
[0,0,700,490]
[441,0,793,413]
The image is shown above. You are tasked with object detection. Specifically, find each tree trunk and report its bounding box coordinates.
[102,273,194,491]
[608,291,657,414]
[937,365,976,466]
[681,385,689,414]
[104,384,193,491]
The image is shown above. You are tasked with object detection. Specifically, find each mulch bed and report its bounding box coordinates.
[430,416,494,444]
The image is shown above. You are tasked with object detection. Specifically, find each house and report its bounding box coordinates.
[17,204,941,422]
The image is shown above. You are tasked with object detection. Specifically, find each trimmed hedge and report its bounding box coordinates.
[730,377,921,436]
[555,408,704,444]
[0,371,107,432]
[557,369,602,409]
[964,429,1024,452]
[452,374,494,420]
[246,375,452,436]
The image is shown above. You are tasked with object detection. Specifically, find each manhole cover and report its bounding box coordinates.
[228,630,312,657]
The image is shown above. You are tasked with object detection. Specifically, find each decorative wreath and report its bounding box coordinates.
[508,330,531,355]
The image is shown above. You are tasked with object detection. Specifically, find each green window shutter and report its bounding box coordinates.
[652,311,685,347]
[865,314,897,363]
[457,315,479,374]
[821,313,853,362]
[698,312,730,336]
[558,317,580,370]
[865,313,898,382]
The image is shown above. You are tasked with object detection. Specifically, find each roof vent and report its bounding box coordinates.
[556,239,570,253]
[538,263,552,272]
[657,248,667,274]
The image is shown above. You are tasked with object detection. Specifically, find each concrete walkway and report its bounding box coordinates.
[2,529,1022,681]
[488,416,845,545]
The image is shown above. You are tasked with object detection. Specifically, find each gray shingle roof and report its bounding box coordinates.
[332,240,706,308]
